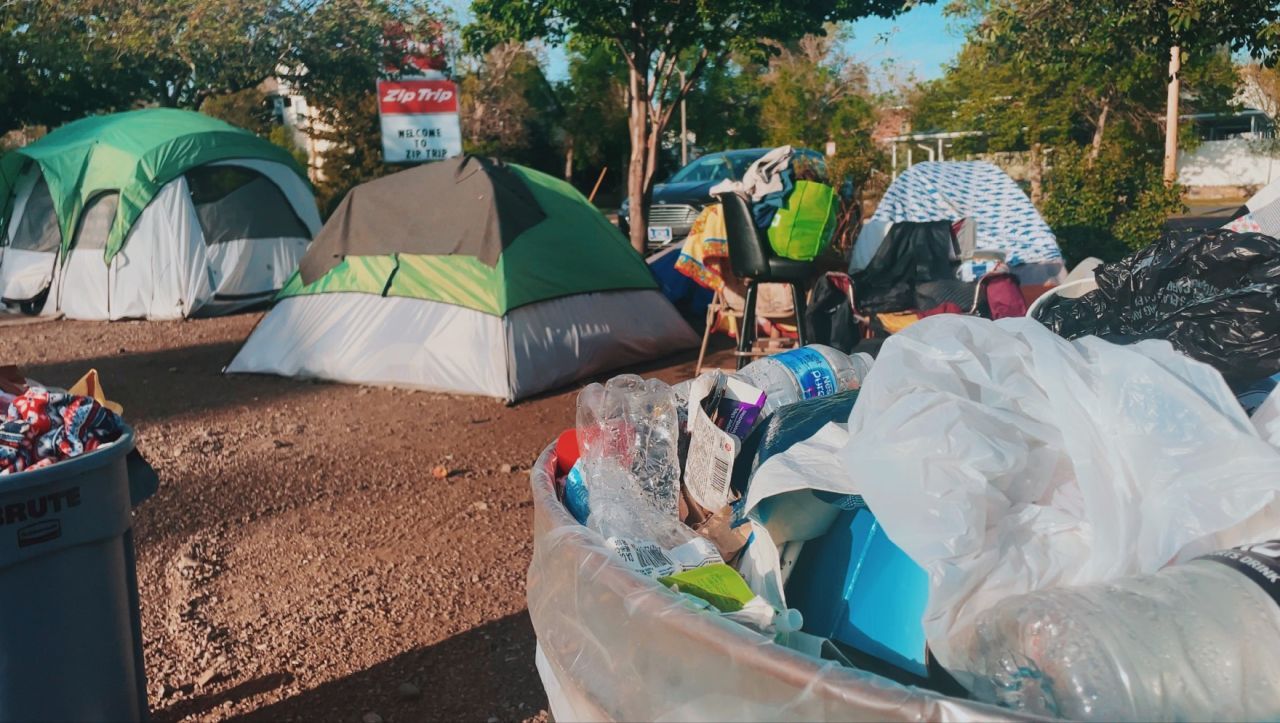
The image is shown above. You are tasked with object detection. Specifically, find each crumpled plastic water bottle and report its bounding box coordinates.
[575,375,720,576]
[964,540,1280,722]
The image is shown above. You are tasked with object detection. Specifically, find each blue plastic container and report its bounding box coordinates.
[785,506,931,679]
[0,425,157,722]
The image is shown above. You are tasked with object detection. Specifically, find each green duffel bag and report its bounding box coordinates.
[768,180,838,261]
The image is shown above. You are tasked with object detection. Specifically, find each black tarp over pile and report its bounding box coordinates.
[1034,229,1280,384]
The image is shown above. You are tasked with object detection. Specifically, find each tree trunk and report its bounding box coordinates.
[1164,46,1182,186]
[1088,97,1110,165]
[1028,142,1044,206]
[626,64,650,254]
[563,135,574,181]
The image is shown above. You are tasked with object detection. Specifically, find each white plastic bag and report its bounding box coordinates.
[1253,386,1280,447]
[842,316,1280,677]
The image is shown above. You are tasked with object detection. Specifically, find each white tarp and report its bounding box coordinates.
[853,161,1065,284]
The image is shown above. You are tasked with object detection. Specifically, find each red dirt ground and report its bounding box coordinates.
[1,312,723,722]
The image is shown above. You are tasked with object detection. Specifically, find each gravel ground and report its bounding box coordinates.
[0,312,719,722]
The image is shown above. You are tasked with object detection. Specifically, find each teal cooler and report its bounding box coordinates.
[785,506,931,682]
[0,426,157,722]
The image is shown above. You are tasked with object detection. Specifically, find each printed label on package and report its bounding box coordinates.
[1198,540,1280,607]
[667,536,722,570]
[684,403,738,511]
[773,347,837,400]
[607,537,678,578]
[607,536,721,579]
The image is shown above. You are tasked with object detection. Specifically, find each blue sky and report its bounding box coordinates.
[845,3,965,87]
[445,1,966,86]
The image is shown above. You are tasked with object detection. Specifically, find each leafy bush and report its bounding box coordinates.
[1041,143,1185,265]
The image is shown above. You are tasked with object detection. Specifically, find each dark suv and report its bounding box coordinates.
[619,147,829,253]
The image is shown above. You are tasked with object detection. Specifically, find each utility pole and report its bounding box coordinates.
[1163,45,1182,185]
[680,68,688,167]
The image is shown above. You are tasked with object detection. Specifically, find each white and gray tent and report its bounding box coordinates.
[0,109,320,320]
[227,157,698,402]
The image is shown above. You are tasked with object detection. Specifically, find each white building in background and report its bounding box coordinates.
[260,75,334,183]
[1177,109,1278,199]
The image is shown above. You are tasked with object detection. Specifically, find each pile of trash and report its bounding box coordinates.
[0,367,126,474]
[541,229,1280,722]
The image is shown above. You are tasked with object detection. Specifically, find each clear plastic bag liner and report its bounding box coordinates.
[528,445,1030,722]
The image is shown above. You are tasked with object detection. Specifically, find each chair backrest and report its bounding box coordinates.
[716,192,771,278]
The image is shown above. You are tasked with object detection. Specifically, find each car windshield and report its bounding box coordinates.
[667,151,764,184]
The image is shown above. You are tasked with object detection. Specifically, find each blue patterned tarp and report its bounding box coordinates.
[858,161,1063,280]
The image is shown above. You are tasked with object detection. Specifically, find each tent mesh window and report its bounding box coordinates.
[9,176,62,253]
[72,191,120,251]
[186,165,308,245]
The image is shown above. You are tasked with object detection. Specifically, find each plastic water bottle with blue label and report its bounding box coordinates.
[734,345,872,418]
[965,540,1280,721]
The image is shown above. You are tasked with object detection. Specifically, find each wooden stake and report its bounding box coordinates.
[588,166,608,203]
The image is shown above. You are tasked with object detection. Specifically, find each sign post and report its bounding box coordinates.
[376,77,462,163]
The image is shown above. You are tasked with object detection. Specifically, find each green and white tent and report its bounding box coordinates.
[227,156,698,401]
[0,108,320,320]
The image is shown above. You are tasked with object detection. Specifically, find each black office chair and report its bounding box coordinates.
[716,191,817,369]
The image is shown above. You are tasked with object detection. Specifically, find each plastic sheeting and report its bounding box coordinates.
[841,315,1280,678]
[1033,229,1280,385]
[527,445,1027,722]
[852,162,1064,284]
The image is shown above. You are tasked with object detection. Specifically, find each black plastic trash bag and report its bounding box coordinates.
[1035,229,1280,384]
[804,275,861,353]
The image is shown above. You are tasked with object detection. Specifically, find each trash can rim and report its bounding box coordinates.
[528,443,1040,722]
[0,424,135,491]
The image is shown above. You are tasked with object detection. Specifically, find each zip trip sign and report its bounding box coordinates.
[376,78,463,163]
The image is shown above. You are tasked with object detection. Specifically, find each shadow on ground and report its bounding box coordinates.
[207,612,546,723]
[21,339,328,426]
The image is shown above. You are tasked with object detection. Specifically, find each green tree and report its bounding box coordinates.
[559,41,631,196]
[457,42,563,172]
[283,0,450,214]
[468,0,922,253]
[912,0,1252,259]
[683,57,769,153]
[0,1,150,133]
[199,88,277,135]
[758,34,881,193]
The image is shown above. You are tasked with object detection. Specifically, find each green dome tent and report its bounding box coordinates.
[0,108,320,319]
[227,156,698,401]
